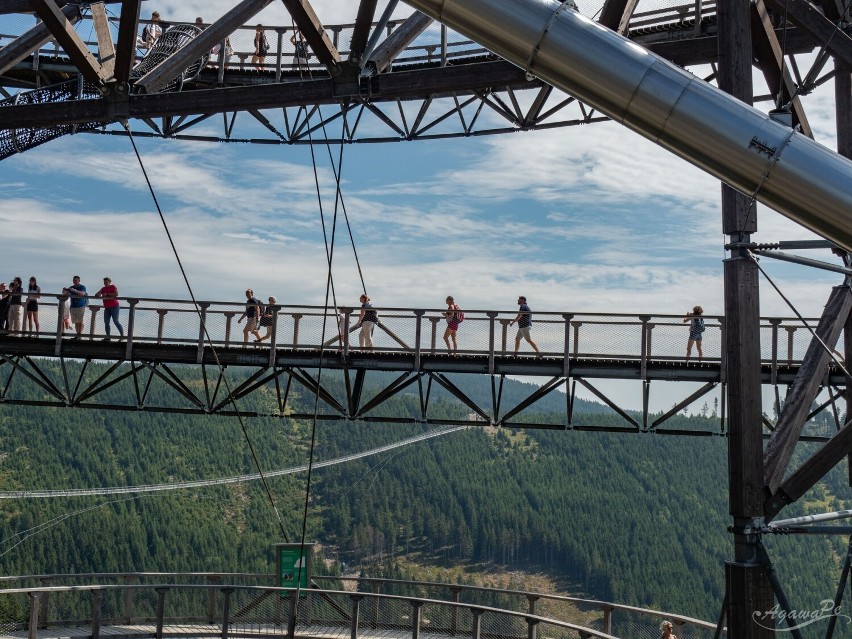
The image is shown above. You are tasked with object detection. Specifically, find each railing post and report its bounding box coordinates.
[220,587,234,639]
[571,321,582,357]
[287,590,298,639]
[156,310,168,344]
[275,30,283,81]
[500,319,510,354]
[371,581,380,629]
[197,303,209,364]
[414,310,424,371]
[349,594,363,639]
[155,587,168,639]
[449,585,462,634]
[440,24,447,65]
[27,593,39,639]
[562,313,574,377]
[411,600,423,639]
[487,312,498,374]
[769,318,781,385]
[602,605,613,634]
[269,306,279,368]
[123,575,135,623]
[125,299,138,360]
[343,309,352,359]
[785,325,796,363]
[54,296,65,356]
[92,589,102,639]
[719,320,727,384]
[525,615,540,639]
[292,314,302,348]
[89,305,100,339]
[639,316,651,381]
[471,608,483,639]
[224,312,236,347]
[38,577,51,628]
[429,317,440,353]
[526,594,539,639]
[207,575,220,624]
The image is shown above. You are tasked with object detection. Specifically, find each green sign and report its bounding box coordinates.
[276,543,313,590]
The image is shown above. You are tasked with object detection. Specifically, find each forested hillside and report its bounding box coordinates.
[0,362,847,624]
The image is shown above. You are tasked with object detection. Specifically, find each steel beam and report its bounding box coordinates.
[0,4,80,76]
[90,3,116,80]
[113,0,142,84]
[763,286,852,493]
[366,12,434,75]
[349,0,380,63]
[751,0,812,137]
[599,0,639,34]
[762,0,852,70]
[279,0,342,66]
[30,0,111,85]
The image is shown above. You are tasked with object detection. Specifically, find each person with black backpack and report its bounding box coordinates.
[684,304,705,362]
[443,296,463,355]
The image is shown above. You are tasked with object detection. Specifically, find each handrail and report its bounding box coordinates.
[0,578,724,638]
[0,296,836,369]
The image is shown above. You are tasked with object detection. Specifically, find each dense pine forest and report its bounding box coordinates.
[0,362,848,624]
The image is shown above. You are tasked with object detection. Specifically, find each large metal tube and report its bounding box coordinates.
[402,0,852,251]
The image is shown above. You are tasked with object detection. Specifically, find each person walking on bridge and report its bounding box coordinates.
[238,289,262,345]
[510,295,540,356]
[443,296,462,355]
[95,277,123,340]
[357,294,377,350]
[64,275,88,338]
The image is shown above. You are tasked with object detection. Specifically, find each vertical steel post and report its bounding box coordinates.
[602,605,612,634]
[487,312,497,375]
[471,608,482,639]
[449,586,462,635]
[220,587,234,639]
[349,594,363,639]
[562,313,573,377]
[224,312,235,347]
[27,593,39,639]
[155,587,168,639]
[54,296,64,355]
[197,303,209,364]
[92,589,102,639]
[207,575,220,624]
[411,600,423,639]
[125,299,137,360]
[156,309,167,344]
[269,307,279,368]
[414,310,424,371]
[526,595,539,639]
[292,314,302,348]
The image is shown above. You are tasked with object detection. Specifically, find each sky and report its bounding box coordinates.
[1,0,847,411]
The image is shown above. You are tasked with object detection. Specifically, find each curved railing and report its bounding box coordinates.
[0,573,724,639]
[0,296,832,369]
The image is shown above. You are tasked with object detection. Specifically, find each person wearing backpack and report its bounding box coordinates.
[684,305,705,362]
[443,296,463,355]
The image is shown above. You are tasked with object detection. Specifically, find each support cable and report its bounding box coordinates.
[122,121,290,543]
[747,250,851,381]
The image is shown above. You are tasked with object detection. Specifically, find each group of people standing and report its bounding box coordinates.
[0,276,123,340]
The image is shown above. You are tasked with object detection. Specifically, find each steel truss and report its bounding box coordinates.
[0,1,842,149]
[0,351,844,441]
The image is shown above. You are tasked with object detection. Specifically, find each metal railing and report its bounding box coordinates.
[0,296,834,370]
[0,574,724,639]
[0,0,720,79]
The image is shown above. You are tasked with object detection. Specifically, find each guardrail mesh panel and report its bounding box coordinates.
[229,588,289,633]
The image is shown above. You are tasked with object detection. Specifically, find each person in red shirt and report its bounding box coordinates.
[95,277,123,340]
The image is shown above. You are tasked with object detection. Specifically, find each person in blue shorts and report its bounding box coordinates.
[684,305,705,362]
[510,295,540,356]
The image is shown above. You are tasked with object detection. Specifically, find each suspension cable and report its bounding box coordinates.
[747,250,851,381]
[122,121,291,543]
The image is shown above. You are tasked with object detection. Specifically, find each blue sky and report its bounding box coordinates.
[1,0,846,416]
